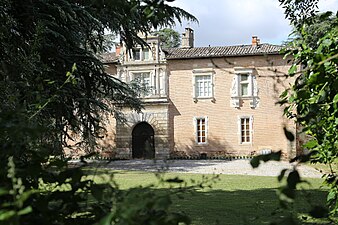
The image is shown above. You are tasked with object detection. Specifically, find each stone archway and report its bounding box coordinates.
[132,122,155,159]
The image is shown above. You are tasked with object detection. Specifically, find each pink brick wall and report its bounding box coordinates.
[168,55,295,158]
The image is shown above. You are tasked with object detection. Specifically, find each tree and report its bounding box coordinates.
[277,0,338,220]
[0,0,197,158]
[156,28,181,48]
[251,1,338,224]
[0,1,197,224]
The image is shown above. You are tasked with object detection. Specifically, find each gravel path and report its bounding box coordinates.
[83,159,323,178]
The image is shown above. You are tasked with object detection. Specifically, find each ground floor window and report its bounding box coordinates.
[195,117,207,144]
[239,116,253,143]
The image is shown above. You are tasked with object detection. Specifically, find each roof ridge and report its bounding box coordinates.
[166,43,282,50]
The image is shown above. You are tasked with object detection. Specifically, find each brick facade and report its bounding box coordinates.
[66,29,297,160]
[167,56,295,159]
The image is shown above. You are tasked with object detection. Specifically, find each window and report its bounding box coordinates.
[239,116,253,144]
[132,49,141,60]
[195,75,212,98]
[195,117,207,144]
[132,47,151,61]
[240,74,249,96]
[230,68,259,108]
[132,72,152,96]
[143,48,150,61]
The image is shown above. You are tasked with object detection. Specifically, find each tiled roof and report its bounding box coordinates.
[164,44,283,59]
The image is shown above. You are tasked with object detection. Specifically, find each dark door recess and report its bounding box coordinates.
[132,122,155,159]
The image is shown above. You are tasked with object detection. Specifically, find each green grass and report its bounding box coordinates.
[86,169,330,225]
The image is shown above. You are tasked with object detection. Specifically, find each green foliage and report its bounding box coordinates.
[155,28,181,48]
[250,151,282,168]
[0,157,34,225]
[278,0,338,221]
[121,172,329,225]
[0,0,197,155]
[113,188,191,225]
[278,0,320,29]
[250,153,333,224]
[0,0,197,224]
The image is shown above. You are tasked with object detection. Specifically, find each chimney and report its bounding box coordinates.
[252,36,260,47]
[181,27,194,48]
[115,44,121,56]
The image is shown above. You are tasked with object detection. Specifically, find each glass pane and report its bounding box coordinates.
[143,49,149,60]
[241,75,248,81]
[133,49,140,60]
[195,76,211,97]
[241,84,248,96]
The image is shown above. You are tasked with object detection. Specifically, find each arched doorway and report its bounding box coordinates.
[132,122,155,159]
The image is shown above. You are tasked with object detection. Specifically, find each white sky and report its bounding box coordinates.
[169,0,338,47]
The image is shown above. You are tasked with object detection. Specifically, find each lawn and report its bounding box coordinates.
[86,169,330,225]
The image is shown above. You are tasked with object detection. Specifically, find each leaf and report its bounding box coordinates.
[269,151,282,161]
[0,210,16,221]
[250,157,260,168]
[95,213,114,225]
[303,139,318,149]
[278,169,288,182]
[288,64,297,74]
[327,190,336,202]
[287,170,301,189]
[17,206,32,216]
[280,186,296,199]
[0,188,8,196]
[283,127,295,142]
[333,93,338,103]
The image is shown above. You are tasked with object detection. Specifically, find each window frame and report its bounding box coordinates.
[194,116,208,144]
[192,70,214,99]
[131,71,153,96]
[132,47,152,61]
[239,74,250,97]
[230,68,259,108]
[132,48,141,61]
[142,48,150,61]
[238,115,253,144]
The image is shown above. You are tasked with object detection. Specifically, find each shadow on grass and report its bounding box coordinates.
[81,168,331,224]
[156,188,329,225]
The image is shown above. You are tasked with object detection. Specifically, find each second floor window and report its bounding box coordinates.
[240,74,249,96]
[195,75,212,98]
[132,72,152,96]
[132,47,151,61]
[143,49,150,61]
[132,49,141,60]
[230,68,259,108]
